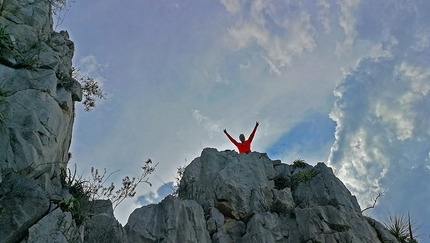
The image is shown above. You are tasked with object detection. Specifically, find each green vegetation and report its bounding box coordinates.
[0,23,40,70]
[0,24,15,55]
[327,222,351,232]
[49,0,76,29]
[21,55,40,71]
[59,160,157,225]
[269,200,290,216]
[383,212,418,243]
[72,67,106,112]
[292,159,307,168]
[294,169,318,182]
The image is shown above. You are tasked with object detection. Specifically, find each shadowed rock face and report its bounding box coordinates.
[0,1,82,242]
[0,0,81,191]
[120,148,399,243]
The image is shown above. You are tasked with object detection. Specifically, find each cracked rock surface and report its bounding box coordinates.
[88,148,402,243]
[1,0,82,242]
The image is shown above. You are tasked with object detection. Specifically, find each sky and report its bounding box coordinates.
[59,0,429,240]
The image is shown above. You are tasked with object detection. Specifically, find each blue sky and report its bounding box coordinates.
[60,0,429,240]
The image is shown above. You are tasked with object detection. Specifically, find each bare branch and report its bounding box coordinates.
[361,190,386,213]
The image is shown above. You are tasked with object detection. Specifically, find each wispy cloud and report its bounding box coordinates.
[192,110,223,139]
[317,0,331,33]
[204,70,230,84]
[335,0,359,56]
[222,0,317,74]
[136,182,175,205]
[220,0,241,14]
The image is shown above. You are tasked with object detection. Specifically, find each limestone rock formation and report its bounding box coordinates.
[0,0,82,242]
[83,200,128,243]
[125,196,210,243]
[125,148,399,243]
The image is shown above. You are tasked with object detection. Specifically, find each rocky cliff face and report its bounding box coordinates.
[122,148,399,243]
[0,0,82,242]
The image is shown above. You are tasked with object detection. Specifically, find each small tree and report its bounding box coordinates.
[49,0,76,29]
[72,67,106,112]
[60,159,157,224]
[361,190,386,213]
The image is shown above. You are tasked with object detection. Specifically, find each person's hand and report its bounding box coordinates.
[256,122,259,127]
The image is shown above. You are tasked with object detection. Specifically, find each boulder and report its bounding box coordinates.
[176,148,399,243]
[0,0,80,196]
[0,0,83,242]
[179,148,278,220]
[84,200,128,243]
[125,195,211,243]
[0,172,50,243]
[23,208,83,243]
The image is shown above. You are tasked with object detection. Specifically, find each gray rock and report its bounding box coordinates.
[0,0,83,242]
[23,208,83,243]
[212,218,245,243]
[0,0,81,196]
[292,162,361,211]
[0,172,50,243]
[179,148,276,219]
[366,217,401,243]
[206,207,224,235]
[84,200,128,243]
[177,149,400,243]
[241,212,280,243]
[125,195,211,243]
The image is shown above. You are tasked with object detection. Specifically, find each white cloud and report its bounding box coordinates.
[192,110,223,139]
[328,56,430,214]
[78,55,108,76]
[317,0,331,33]
[335,0,360,56]
[366,43,391,59]
[220,0,241,14]
[412,30,430,51]
[223,0,317,74]
[204,70,230,84]
[239,60,251,70]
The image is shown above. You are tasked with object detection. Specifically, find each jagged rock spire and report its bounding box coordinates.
[121,148,399,243]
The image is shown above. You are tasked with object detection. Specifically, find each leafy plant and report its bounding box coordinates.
[49,0,76,29]
[383,212,419,243]
[294,169,318,182]
[59,159,157,224]
[21,56,39,70]
[0,24,15,55]
[72,67,106,112]
[0,23,40,69]
[292,159,307,168]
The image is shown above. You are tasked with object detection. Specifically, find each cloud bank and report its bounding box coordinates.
[328,0,430,237]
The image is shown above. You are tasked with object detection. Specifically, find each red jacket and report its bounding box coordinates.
[225,125,258,154]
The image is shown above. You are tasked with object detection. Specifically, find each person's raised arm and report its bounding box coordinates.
[248,122,259,143]
[224,129,239,146]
